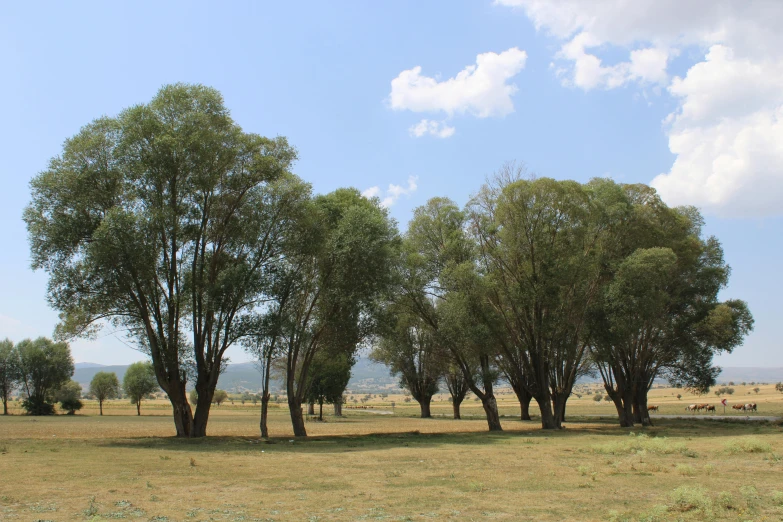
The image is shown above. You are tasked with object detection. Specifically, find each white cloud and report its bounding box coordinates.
[497,0,783,216]
[408,119,455,139]
[389,47,527,135]
[362,176,419,208]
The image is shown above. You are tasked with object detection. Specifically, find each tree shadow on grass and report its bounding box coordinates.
[99,417,781,454]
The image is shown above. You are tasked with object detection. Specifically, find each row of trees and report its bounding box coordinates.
[371,166,753,429]
[25,84,752,437]
[0,337,158,415]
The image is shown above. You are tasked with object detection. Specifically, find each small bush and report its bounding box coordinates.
[716,491,736,510]
[703,463,715,475]
[724,438,772,454]
[771,491,783,506]
[668,485,713,516]
[739,485,760,509]
[676,463,695,476]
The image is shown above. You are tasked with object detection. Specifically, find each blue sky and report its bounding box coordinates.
[1,1,781,366]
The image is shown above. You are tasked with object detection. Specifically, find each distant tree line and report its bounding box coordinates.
[24,84,752,437]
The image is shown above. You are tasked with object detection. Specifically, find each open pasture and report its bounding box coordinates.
[2,389,783,521]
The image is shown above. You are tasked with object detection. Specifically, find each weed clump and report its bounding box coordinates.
[675,463,695,476]
[593,433,693,457]
[668,485,713,516]
[724,438,772,454]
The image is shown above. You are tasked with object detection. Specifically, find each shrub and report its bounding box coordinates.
[59,397,83,415]
[676,463,695,476]
[724,438,772,454]
[668,485,713,516]
[771,491,783,506]
[22,396,55,416]
[716,491,736,510]
[593,394,603,402]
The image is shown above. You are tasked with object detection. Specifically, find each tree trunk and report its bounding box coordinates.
[634,391,652,427]
[418,395,432,418]
[333,402,342,416]
[192,382,215,438]
[511,383,533,421]
[170,391,194,438]
[452,398,462,420]
[551,391,568,427]
[99,400,103,416]
[136,400,141,416]
[318,399,324,421]
[535,391,560,429]
[607,388,634,427]
[308,402,315,415]
[260,392,270,439]
[288,396,307,437]
[2,397,7,415]
[481,395,503,431]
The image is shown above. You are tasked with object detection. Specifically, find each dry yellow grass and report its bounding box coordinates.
[1,387,782,521]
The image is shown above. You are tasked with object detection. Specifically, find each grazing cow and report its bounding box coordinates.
[697,403,710,411]
[743,403,757,412]
[685,404,698,412]
[732,403,744,410]
[647,405,659,412]
[705,405,716,412]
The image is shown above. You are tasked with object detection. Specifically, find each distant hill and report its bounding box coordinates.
[74,362,106,369]
[72,361,781,393]
[72,356,400,393]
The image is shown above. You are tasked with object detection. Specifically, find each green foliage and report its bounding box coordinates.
[123,361,158,414]
[56,380,83,414]
[304,353,353,418]
[212,390,228,406]
[89,372,119,403]
[25,83,300,436]
[593,433,693,456]
[16,337,74,415]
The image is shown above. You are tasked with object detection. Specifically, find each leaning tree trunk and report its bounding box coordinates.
[288,396,307,437]
[192,378,217,438]
[606,387,634,427]
[551,391,569,427]
[481,395,503,431]
[535,389,560,430]
[162,378,193,438]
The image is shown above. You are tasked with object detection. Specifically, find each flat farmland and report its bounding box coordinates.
[1,386,783,521]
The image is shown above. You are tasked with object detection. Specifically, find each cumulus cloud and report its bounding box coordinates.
[389,47,527,135]
[497,0,783,216]
[362,176,419,208]
[408,119,455,139]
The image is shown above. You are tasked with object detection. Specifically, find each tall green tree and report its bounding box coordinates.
[16,337,74,415]
[89,371,120,415]
[371,308,441,418]
[123,361,158,416]
[25,84,298,437]
[273,188,398,436]
[0,339,20,415]
[469,174,623,429]
[587,188,753,426]
[400,198,503,431]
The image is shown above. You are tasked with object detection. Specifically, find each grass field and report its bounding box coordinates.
[1,384,782,521]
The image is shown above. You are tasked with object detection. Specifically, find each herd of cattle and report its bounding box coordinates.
[644,403,759,413]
